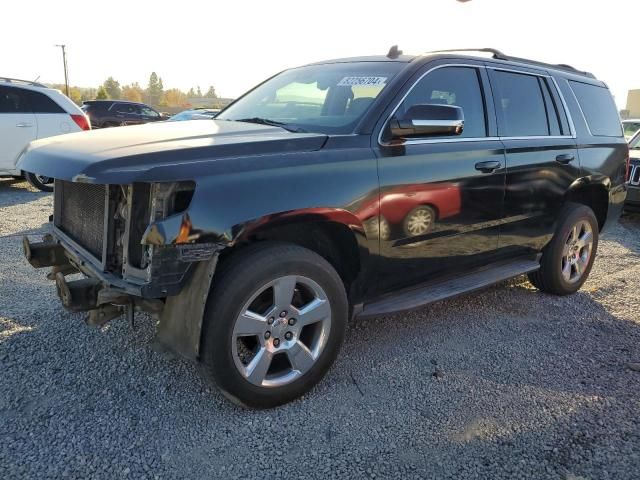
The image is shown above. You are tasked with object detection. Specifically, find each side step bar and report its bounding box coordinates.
[357,257,540,319]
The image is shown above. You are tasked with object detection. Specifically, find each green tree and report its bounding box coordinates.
[146,72,164,106]
[205,85,217,98]
[96,85,108,100]
[196,86,202,98]
[187,87,195,98]
[103,77,121,99]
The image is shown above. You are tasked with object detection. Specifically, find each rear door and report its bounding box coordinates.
[26,89,72,138]
[487,67,580,255]
[0,86,37,172]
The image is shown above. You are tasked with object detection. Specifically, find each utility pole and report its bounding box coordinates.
[55,44,69,96]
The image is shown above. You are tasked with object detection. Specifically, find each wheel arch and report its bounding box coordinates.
[565,178,610,231]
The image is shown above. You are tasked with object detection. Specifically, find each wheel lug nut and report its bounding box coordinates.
[279,311,287,318]
[285,332,293,341]
[264,331,271,339]
[273,338,280,347]
[288,318,296,326]
[267,317,274,325]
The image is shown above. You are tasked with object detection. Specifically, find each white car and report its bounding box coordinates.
[0,78,90,191]
[622,119,640,141]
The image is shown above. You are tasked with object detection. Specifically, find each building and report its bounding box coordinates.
[625,89,640,118]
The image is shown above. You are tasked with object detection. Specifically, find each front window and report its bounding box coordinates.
[217,62,404,134]
[141,106,159,118]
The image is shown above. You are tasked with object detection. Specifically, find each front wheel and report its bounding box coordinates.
[528,203,598,295]
[200,243,348,408]
[24,172,53,192]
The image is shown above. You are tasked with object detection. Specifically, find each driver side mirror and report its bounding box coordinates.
[390,104,464,139]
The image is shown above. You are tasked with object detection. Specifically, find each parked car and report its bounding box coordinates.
[622,119,640,140]
[169,109,220,121]
[20,48,627,408]
[0,77,90,191]
[626,129,640,210]
[81,100,168,128]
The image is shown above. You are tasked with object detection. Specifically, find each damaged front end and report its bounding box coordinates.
[23,179,224,360]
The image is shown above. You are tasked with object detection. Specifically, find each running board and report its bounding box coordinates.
[357,258,540,319]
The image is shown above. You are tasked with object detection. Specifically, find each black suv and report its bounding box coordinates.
[20,48,628,408]
[81,100,167,128]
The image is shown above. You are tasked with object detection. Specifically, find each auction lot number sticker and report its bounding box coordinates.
[337,76,387,87]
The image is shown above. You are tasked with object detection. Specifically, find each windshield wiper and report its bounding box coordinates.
[234,117,307,133]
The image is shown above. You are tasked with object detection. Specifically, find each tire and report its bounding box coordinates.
[24,172,53,192]
[528,203,598,295]
[200,242,348,408]
[403,205,436,237]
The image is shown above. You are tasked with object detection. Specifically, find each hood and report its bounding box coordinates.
[17,120,328,184]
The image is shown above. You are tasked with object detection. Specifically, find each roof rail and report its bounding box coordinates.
[0,77,47,88]
[426,48,595,78]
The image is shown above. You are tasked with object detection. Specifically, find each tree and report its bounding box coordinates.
[187,87,195,98]
[162,88,187,107]
[205,85,217,98]
[96,86,108,100]
[122,82,143,102]
[68,87,82,105]
[103,77,121,99]
[196,86,202,98]
[146,72,164,106]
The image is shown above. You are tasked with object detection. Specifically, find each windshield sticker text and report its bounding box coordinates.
[337,76,387,87]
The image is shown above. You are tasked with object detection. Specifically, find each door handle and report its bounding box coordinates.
[555,153,575,164]
[15,123,33,128]
[475,160,502,173]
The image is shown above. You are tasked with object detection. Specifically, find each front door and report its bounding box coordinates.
[374,64,506,294]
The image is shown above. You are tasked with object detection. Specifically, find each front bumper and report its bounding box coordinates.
[24,228,221,301]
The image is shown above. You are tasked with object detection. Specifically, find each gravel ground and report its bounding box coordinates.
[1,177,639,480]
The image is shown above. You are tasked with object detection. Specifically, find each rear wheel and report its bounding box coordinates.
[528,203,598,295]
[24,172,53,192]
[200,243,348,408]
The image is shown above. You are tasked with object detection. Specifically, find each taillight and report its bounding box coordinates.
[70,114,90,131]
[625,145,631,182]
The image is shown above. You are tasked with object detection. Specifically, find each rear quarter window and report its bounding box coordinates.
[569,81,621,137]
[25,90,65,114]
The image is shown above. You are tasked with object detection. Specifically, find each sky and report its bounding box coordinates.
[1,0,636,109]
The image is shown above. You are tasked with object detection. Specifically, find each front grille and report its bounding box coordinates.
[630,163,640,186]
[54,180,106,258]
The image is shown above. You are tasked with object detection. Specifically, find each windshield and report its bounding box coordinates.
[630,130,640,149]
[217,62,404,134]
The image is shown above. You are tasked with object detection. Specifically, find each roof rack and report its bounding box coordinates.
[0,77,47,88]
[426,48,595,78]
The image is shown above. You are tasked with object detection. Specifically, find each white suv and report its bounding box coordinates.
[0,78,90,191]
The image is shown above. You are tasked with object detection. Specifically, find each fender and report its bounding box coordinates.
[143,206,373,267]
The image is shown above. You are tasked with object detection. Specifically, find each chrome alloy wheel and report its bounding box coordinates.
[406,207,434,236]
[561,220,593,284]
[231,275,331,387]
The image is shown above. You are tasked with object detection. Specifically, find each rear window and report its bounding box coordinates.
[0,86,31,113]
[491,71,549,137]
[25,90,64,114]
[569,81,621,137]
